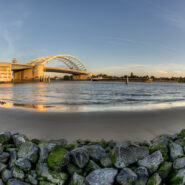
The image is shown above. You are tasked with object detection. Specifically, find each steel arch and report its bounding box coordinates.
[26,55,87,72]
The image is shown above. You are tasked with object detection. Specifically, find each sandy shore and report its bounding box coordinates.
[0,107,185,142]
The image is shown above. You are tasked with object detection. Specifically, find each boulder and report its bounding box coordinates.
[67,163,83,175]
[116,167,137,185]
[38,143,49,162]
[169,168,185,185]
[158,161,172,179]
[47,145,69,170]
[7,178,30,185]
[9,150,17,169]
[12,134,28,148]
[0,131,11,144]
[0,163,6,173]
[169,142,184,161]
[86,168,117,185]
[85,160,100,174]
[0,152,9,163]
[100,154,113,167]
[15,158,32,172]
[69,172,85,185]
[88,145,106,161]
[18,142,38,163]
[1,169,12,183]
[147,173,161,185]
[111,144,149,168]
[25,174,38,185]
[173,157,185,170]
[71,147,89,168]
[135,167,149,185]
[12,167,25,180]
[138,151,164,174]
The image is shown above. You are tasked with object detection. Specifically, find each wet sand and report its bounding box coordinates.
[0,107,185,142]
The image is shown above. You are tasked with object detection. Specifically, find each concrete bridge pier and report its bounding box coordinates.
[13,65,44,83]
[73,73,93,80]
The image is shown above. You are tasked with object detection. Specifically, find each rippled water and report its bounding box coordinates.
[0,81,185,111]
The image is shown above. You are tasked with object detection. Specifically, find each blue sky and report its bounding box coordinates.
[1,0,185,76]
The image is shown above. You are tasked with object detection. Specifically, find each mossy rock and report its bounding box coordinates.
[158,161,172,179]
[67,164,83,175]
[91,139,107,148]
[169,170,185,185]
[0,132,11,144]
[49,171,68,185]
[64,144,75,151]
[69,172,86,185]
[110,150,117,165]
[31,138,41,145]
[47,145,69,170]
[85,160,100,174]
[39,180,55,185]
[149,143,169,160]
[147,173,161,185]
[177,129,185,139]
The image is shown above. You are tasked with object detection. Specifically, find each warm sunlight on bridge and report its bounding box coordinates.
[0,55,94,83]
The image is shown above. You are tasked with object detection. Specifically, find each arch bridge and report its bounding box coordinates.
[10,55,93,82]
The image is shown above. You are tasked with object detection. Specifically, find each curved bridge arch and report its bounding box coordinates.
[26,55,87,72]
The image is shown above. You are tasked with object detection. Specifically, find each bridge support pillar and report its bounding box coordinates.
[13,64,44,83]
[73,73,93,80]
[0,63,12,83]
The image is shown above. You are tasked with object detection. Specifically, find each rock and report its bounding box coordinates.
[38,143,49,162]
[15,158,32,172]
[177,129,185,139]
[135,167,149,185]
[0,131,11,144]
[85,160,100,174]
[7,178,30,185]
[149,143,169,160]
[0,163,6,173]
[111,144,149,168]
[116,168,137,185]
[100,154,113,167]
[0,152,9,163]
[67,163,83,175]
[151,135,170,146]
[88,145,106,161]
[47,145,69,170]
[9,151,17,168]
[147,173,161,185]
[18,142,39,163]
[169,142,184,161]
[12,167,25,180]
[138,151,164,174]
[86,168,117,185]
[1,169,12,183]
[36,162,68,184]
[0,179,3,185]
[69,172,85,185]
[25,174,38,185]
[173,157,185,170]
[0,144,4,154]
[12,134,28,148]
[169,168,185,185]
[158,161,172,179]
[71,147,89,168]
[48,139,67,146]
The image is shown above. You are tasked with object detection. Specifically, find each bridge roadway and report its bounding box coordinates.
[11,64,89,75]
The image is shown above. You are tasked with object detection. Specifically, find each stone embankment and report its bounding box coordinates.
[1,130,185,184]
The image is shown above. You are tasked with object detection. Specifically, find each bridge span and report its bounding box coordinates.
[0,55,93,83]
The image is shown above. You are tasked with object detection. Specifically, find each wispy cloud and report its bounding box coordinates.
[92,63,185,77]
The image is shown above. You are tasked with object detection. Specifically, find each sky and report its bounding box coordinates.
[1,0,185,77]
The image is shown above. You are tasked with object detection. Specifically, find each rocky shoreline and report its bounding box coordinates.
[0,131,185,184]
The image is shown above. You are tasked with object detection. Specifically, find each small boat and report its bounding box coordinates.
[92,76,103,81]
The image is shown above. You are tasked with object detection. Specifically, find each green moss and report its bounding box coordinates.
[149,143,169,160]
[91,139,107,148]
[49,171,68,184]
[0,134,9,144]
[110,150,117,164]
[31,138,41,145]
[177,129,185,139]
[169,171,184,185]
[147,173,161,185]
[67,164,83,175]
[158,161,172,179]
[47,145,68,169]
[85,160,100,173]
[64,144,75,151]
[39,181,55,185]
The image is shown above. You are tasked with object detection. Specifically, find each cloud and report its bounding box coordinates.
[91,63,185,77]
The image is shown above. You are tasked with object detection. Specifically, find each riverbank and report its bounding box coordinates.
[0,129,185,184]
[0,107,185,142]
